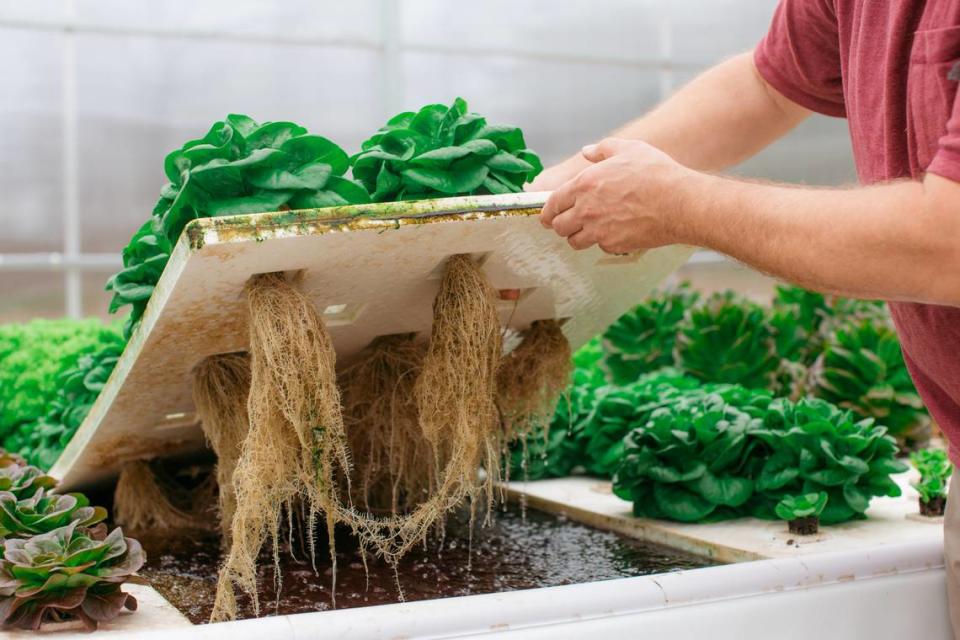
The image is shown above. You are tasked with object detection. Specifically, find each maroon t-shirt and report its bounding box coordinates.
[755,1,960,461]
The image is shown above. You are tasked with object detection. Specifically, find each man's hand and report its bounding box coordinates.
[539,136,960,306]
[539,138,695,253]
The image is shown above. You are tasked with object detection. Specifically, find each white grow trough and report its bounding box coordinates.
[133,539,949,640]
[27,479,952,640]
[41,193,952,639]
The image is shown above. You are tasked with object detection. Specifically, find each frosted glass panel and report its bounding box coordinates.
[0,273,64,323]
[76,33,382,252]
[74,0,379,43]
[0,28,63,252]
[401,0,662,62]
[0,0,860,319]
[661,1,779,65]
[403,53,662,166]
[80,272,113,322]
[0,0,66,22]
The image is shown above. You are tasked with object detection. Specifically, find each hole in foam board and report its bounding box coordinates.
[496,287,537,308]
[244,271,363,327]
[154,411,199,431]
[321,302,365,327]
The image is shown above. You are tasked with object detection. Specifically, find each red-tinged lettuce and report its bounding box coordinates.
[0,521,144,630]
[0,464,56,501]
[0,452,26,469]
[352,97,543,202]
[0,490,107,539]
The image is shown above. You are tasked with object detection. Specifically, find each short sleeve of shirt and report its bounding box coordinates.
[754,0,847,118]
[927,94,960,183]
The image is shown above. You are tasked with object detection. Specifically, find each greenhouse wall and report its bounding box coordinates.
[0,0,854,322]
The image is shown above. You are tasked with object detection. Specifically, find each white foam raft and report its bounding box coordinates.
[51,192,694,490]
[506,471,944,563]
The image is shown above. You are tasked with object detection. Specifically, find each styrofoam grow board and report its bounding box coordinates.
[504,471,943,563]
[51,192,694,490]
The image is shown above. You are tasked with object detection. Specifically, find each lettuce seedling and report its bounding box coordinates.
[0,521,144,630]
[352,97,542,202]
[910,448,952,516]
[775,491,828,535]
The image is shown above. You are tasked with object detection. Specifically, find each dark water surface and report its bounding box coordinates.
[140,503,712,624]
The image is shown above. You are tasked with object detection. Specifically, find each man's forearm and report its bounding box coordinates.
[680,173,960,305]
[532,52,809,189]
[540,136,960,307]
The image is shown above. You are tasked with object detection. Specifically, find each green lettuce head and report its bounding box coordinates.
[106,114,368,338]
[352,97,543,201]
